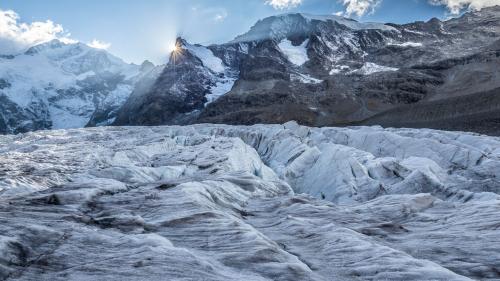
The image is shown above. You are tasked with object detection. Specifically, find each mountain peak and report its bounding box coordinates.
[25,39,69,55]
[24,39,94,58]
[175,37,189,48]
[231,12,397,43]
[140,60,155,72]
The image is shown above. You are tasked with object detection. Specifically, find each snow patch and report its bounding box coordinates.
[278,39,309,66]
[389,42,423,48]
[185,44,225,73]
[329,65,350,75]
[291,73,322,84]
[205,76,237,106]
[351,62,398,75]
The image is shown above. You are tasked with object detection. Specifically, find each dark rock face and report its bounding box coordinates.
[114,39,216,126]
[363,87,500,136]
[0,96,51,134]
[0,79,10,90]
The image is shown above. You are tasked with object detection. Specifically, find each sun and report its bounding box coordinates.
[169,44,179,53]
[167,39,182,63]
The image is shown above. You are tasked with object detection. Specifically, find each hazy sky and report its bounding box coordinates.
[0,0,496,64]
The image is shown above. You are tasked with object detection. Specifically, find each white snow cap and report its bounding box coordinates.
[232,13,396,43]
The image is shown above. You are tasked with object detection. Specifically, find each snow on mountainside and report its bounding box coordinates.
[184,42,226,73]
[113,38,239,126]
[299,13,397,31]
[0,123,499,280]
[232,13,396,43]
[278,39,309,66]
[3,7,500,134]
[0,39,155,134]
[183,41,238,105]
[186,7,500,134]
[351,62,399,75]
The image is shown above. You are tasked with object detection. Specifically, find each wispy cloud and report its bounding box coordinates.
[428,0,500,14]
[265,0,382,17]
[339,0,382,17]
[214,11,228,22]
[0,9,72,54]
[266,0,303,10]
[88,39,111,50]
[190,5,229,23]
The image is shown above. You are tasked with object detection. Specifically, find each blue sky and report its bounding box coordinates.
[0,0,484,64]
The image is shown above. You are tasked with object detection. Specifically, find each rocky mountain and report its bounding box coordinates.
[114,6,500,135]
[1,123,500,280]
[114,38,239,126]
[2,7,500,135]
[0,39,159,134]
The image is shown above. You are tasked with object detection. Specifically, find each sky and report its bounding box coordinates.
[0,0,499,64]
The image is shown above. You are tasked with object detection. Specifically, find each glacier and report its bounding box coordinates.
[0,39,155,133]
[0,123,499,280]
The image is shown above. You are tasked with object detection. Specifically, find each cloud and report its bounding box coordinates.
[428,0,500,14]
[266,0,303,9]
[340,0,382,17]
[88,39,111,50]
[190,5,229,23]
[214,11,228,22]
[0,9,73,54]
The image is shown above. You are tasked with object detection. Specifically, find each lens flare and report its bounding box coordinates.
[169,44,178,53]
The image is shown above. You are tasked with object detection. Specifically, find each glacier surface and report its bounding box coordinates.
[0,123,499,280]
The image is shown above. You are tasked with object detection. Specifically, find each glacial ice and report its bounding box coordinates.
[0,123,499,280]
[278,39,310,66]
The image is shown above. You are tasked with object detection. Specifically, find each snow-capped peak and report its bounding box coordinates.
[22,39,138,76]
[231,13,397,43]
[0,39,150,133]
[24,39,70,55]
[298,13,397,31]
